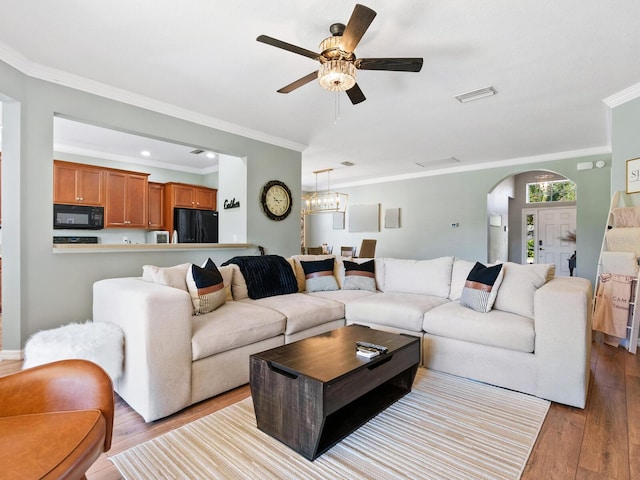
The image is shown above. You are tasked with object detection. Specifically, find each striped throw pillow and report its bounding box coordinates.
[342,259,376,292]
[300,258,339,292]
[460,262,504,313]
[186,260,226,314]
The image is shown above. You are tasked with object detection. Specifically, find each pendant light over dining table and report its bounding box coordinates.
[304,168,348,214]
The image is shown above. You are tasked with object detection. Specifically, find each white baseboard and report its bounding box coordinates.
[0,349,24,361]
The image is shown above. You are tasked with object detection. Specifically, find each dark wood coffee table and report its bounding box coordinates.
[249,324,420,460]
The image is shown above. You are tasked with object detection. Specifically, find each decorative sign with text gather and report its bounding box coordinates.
[224,198,241,209]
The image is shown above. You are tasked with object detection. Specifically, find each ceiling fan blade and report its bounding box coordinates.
[346,83,366,105]
[257,35,320,61]
[340,4,377,53]
[356,58,424,72]
[277,71,319,94]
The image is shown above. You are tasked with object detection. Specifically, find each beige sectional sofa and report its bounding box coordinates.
[93,254,592,422]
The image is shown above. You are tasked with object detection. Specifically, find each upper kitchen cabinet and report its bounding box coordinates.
[53,160,105,206]
[166,182,217,210]
[147,182,165,230]
[163,182,217,234]
[104,169,149,228]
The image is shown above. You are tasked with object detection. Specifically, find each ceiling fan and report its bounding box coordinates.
[257,4,423,105]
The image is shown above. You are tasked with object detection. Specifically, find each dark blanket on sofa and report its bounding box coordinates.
[222,255,298,300]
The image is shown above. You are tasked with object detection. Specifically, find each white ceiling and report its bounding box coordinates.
[0,0,639,189]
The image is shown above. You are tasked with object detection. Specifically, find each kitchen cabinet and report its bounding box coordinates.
[163,182,217,234]
[105,170,149,228]
[53,160,104,206]
[147,182,165,230]
[168,183,216,210]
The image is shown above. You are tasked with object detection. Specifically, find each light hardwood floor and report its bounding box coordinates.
[0,335,638,480]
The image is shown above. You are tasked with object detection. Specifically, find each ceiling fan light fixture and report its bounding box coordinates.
[454,86,497,103]
[318,60,357,92]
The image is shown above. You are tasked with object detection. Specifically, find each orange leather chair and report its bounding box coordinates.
[0,359,114,480]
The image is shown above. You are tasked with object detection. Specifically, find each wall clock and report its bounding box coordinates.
[260,180,292,221]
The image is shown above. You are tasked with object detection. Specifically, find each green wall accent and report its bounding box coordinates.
[307,154,610,286]
[612,96,640,195]
[0,60,302,350]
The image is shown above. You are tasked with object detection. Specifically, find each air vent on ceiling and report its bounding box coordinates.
[341,161,355,167]
[190,149,205,155]
[454,86,497,103]
[416,157,461,168]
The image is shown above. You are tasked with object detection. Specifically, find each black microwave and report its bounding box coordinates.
[53,204,104,230]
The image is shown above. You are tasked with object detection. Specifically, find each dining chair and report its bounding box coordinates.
[359,239,377,258]
[341,246,356,257]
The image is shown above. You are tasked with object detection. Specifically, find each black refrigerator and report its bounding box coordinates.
[174,208,219,243]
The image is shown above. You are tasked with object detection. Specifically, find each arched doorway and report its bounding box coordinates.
[488,170,577,276]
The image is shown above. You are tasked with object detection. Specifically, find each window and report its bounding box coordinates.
[526,213,535,264]
[526,179,576,203]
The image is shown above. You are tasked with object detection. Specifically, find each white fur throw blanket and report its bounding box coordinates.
[23,321,124,381]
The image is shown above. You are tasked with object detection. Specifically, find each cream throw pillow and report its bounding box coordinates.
[493,262,555,318]
[142,263,190,291]
[383,257,454,297]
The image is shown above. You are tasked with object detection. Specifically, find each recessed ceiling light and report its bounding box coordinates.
[205,151,216,159]
[454,86,497,103]
[140,150,151,157]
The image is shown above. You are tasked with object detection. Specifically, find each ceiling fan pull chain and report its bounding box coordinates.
[334,91,341,124]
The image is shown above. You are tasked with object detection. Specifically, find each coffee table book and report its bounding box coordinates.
[249,325,420,460]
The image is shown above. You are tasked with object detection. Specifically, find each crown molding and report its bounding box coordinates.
[0,41,306,153]
[332,146,611,189]
[603,81,640,108]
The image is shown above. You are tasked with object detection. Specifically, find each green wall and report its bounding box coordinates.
[0,60,302,352]
[306,153,611,286]
[612,96,640,195]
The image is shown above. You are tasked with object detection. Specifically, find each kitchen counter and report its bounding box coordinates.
[52,243,252,254]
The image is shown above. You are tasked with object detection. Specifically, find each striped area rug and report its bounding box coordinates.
[111,369,549,479]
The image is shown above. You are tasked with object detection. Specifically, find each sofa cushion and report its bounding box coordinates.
[382,257,453,297]
[300,258,339,292]
[342,259,377,292]
[217,265,234,302]
[449,258,476,301]
[460,262,504,313]
[423,301,535,353]
[222,255,298,300]
[241,293,344,335]
[191,302,286,361]
[493,263,555,318]
[186,261,226,315]
[142,263,190,291]
[307,289,376,304]
[346,292,449,332]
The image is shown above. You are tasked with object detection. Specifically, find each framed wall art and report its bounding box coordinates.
[626,157,640,194]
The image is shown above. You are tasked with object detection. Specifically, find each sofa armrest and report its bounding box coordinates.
[93,277,193,422]
[534,276,592,408]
